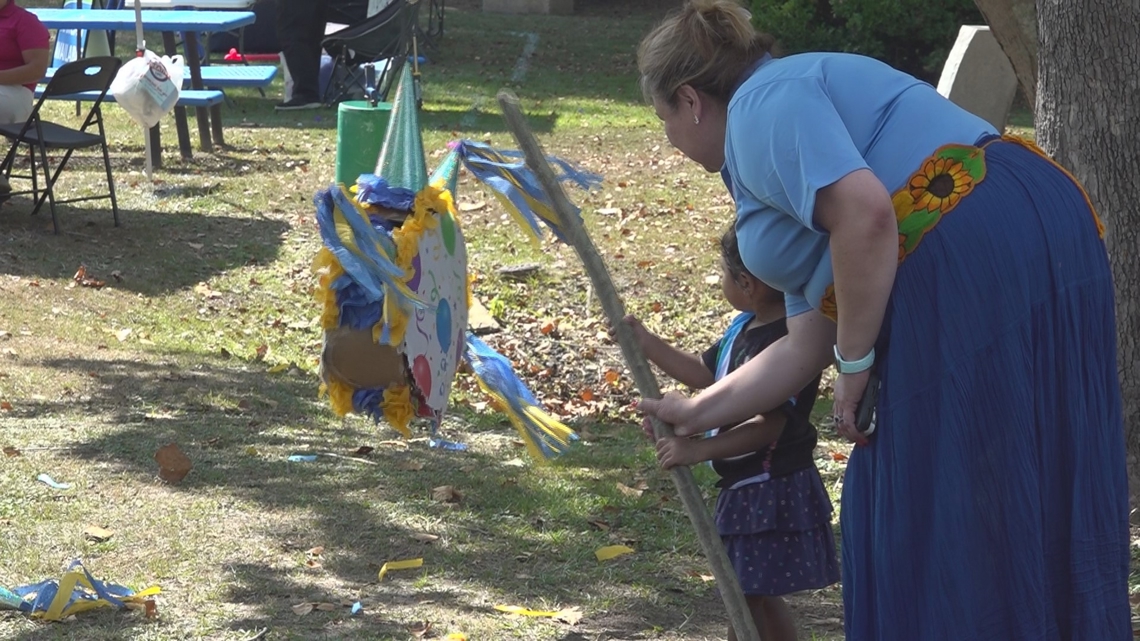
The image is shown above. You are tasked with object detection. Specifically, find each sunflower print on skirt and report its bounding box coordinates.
[817,144,988,322]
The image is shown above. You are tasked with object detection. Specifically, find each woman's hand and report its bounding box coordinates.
[656,436,701,469]
[832,370,871,446]
[637,391,702,436]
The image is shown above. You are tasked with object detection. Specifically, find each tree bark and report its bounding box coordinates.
[973,0,1038,108]
[1035,0,1140,494]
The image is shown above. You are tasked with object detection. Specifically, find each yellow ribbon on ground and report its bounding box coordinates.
[594,545,634,562]
[37,570,160,621]
[377,557,423,581]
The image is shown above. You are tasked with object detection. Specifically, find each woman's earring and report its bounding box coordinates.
[693,116,700,125]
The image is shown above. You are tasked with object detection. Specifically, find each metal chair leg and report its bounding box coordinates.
[27,143,38,207]
[32,141,59,234]
[98,117,119,227]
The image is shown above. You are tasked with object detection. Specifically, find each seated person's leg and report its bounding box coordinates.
[326,0,370,26]
[0,85,34,125]
[275,0,325,108]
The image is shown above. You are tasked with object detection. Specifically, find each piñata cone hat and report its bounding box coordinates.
[374,64,428,193]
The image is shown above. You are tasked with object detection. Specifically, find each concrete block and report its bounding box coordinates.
[937,25,1019,131]
[483,0,573,15]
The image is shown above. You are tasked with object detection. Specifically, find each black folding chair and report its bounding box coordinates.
[321,0,422,105]
[419,0,444,49]
[0,56,123,235]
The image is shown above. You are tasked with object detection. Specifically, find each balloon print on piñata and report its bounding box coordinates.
[401,207,467,415]
[312,64,602,461]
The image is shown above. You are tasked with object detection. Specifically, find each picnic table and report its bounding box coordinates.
[31,8,257,166]
[136,0,253,7]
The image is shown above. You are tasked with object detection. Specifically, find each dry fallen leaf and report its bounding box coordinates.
[686,570,715,582]
[306,546,325,556]
[554,607,584,626]
[432,485,463,503]
[3,446,20,457]
[292,602,314,616]
[154,443,192,484]
[83,525,114,542]
[830,451,849,462]
[411,532,440,543]
[459,200,486,212]
[409,621,433,638]
[315,602,337,611]
[616,482,644,498]
[144,599,157,619]
[73,265,106,289]
[304,559,322,569]
[586,519,610,531]
[603,369,620,384]
[353,445,375,457]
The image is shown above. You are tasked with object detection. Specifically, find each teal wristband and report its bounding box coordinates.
[834,345,875,374]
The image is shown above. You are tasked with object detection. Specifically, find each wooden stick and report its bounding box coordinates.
[496,90,763,641]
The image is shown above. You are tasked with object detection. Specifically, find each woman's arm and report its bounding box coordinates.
[656,411,787,469]
[813,168,897,441]
[0,48,50,87]
[639,310,834,436]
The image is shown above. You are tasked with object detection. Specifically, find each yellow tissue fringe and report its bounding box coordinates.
[381,385,415,438]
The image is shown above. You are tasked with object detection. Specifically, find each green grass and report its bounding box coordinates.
[1,1,1132,639]
[1,2,850,639]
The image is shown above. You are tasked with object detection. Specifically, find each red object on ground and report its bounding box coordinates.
[222,47,280,63]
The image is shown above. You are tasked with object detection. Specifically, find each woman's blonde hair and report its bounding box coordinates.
[638,0,775,106]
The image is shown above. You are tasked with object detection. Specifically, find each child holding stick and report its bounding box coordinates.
[626,226,839,641]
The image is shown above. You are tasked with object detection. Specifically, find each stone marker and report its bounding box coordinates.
[468,297,501,335]
[483,0,573,15]
[937,26,1019,132]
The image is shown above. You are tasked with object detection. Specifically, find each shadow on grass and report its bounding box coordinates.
[3,352,714,639]
[0,202,289,296]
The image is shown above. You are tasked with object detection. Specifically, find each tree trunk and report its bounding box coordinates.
[1035,0,1140,495]
[973,0,1038,108]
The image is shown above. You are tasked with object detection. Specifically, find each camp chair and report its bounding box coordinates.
[419,0,443,48]
[0,57,123,235]
[321,0,422,105]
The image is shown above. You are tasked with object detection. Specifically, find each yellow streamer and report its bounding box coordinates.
[381,385,415,438]
[595,545,635,562]
[378,557,423,581]
[326,379,355,417]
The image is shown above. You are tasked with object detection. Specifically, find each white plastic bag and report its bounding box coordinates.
[109,50,184,129]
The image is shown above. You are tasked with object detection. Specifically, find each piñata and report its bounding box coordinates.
[313,65,601,460]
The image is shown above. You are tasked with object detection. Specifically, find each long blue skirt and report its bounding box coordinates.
[840,138,1132,640]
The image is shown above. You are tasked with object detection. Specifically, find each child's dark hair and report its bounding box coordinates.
[720,224,749,281]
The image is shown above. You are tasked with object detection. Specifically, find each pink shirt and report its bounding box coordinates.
[0,2,50,91]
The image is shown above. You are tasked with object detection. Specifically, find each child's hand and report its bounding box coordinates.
[641,416,656,441]
[655,436,701,469]
[608,314,652,351]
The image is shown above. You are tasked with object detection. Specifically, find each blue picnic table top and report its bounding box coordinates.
[30,8,255,32]
[43,63,276,88]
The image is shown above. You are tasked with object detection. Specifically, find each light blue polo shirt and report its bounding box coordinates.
[724,52,997,316]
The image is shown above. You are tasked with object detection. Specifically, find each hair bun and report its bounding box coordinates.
[686,0,756,55]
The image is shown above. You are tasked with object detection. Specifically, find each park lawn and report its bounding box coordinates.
[0,0,1130,639]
